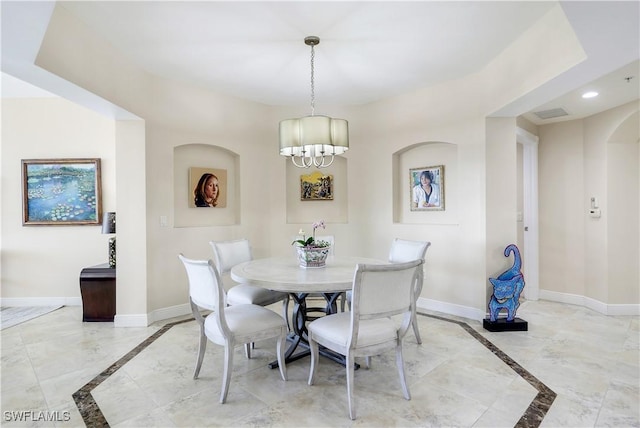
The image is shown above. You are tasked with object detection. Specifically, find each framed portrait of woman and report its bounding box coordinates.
[189,167,227,208]
[409,165,444,211]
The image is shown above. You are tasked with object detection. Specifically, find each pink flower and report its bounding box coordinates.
[293,220,329,248]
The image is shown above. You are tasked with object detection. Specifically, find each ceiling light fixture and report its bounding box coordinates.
[582,91,599,99]
[279,36,349,168]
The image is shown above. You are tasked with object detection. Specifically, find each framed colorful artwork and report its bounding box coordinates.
[409,165,444,211]
[300,171,333,201]
[22,158,102,225]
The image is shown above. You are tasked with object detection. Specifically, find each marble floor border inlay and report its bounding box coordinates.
[72,319,194,427]
[421,313,557,428]
[72,313,556,427]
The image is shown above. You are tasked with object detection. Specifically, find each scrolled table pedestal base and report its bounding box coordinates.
[268,292,359,370]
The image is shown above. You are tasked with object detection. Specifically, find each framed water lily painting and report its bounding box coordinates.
[22,158,102,225]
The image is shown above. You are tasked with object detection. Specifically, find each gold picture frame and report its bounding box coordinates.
[410,165,444,211]
[300,171,333,201]
[22,158,102,225]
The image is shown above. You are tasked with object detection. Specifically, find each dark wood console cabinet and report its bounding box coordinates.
[79,263,116,322]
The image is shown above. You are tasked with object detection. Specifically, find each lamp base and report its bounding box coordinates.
[108,237,116,268]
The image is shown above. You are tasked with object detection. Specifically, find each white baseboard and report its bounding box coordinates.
[417,297,485,321]
[0,297,82,307]
[114,313,149,328]
[8,291,634,329]
[114,303,191,327]
[607,304,640,316]
[148,303,191,324]
[539,289,640,316]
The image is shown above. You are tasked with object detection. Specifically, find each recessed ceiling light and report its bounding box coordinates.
[582,91,599,99]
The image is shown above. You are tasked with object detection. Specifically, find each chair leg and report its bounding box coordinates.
[193,326,207,379]
[346,352,356,420]
[220,341,234,404]
[395,341,411,400]
[339,293,346,312]
[282,295,291,331]
[276,333,287,381]
[308,336,319,386]
[244,343,251,359]
[412,316,422,345]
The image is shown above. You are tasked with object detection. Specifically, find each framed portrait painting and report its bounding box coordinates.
[410,165,444,211]
[300,171,333,201]
[189,167,227,208]
[22,158,102,225]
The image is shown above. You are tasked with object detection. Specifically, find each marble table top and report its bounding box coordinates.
[230,256,383,293]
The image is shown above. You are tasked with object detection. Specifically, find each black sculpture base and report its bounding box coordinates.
[483,317,528,332]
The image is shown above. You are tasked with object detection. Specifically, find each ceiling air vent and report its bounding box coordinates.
[533,108,569,120]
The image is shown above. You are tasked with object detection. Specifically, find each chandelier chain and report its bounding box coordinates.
[310,44,315,116]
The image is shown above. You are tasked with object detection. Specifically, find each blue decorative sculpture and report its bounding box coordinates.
[488,244,525,322]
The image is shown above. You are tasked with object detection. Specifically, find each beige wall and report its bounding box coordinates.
[4,2,637,322]
[606,110,639,304]
[114,119,147,319]
[1,98,116,303]
[538,101,639,308]
[539,119,586,296]
[485,118,518,305]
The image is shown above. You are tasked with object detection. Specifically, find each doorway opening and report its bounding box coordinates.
[517,127,539,301]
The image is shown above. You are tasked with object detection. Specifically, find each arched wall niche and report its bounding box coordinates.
[392,141,459,224]
[173,143,240,227]
[285,155,348,224]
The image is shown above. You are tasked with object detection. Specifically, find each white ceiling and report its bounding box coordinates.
[57,1,557,107]
[521,60,639,125]
[0,72,57,98]
[2,1,639,124]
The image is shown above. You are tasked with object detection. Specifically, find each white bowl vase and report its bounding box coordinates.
[296,246,331,268]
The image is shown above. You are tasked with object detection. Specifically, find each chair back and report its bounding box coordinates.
[388,238,431,263]
[210,239,253,274]
[351,259,423,321]
[178,254,230,333]
[178,254,224,312]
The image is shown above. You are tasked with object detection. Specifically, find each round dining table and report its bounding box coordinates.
[231,256,382,368]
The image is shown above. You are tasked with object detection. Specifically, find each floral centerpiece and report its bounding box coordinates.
[292,220,331,268]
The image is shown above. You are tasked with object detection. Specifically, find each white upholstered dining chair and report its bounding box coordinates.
[388,238,431,344]
[307,259,424,420]
[344,238,430,344]
[210,239,290,343]
[178,254,287,404]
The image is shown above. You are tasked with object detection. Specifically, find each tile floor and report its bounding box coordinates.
[1,300,638,427]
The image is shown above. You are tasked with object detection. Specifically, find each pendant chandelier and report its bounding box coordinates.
[279,36,349,168]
